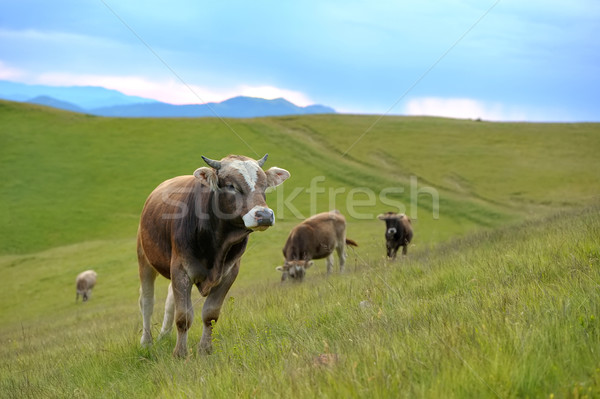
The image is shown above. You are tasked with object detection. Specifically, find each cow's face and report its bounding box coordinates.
[194,154,289,231]
[276,260,314,282]
[378,212,399,223]
[385,227,397,240]
[378,212,406,233]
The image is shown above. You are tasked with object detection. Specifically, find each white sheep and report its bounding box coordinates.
[75,270,97,302]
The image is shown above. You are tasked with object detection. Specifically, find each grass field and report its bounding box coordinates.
[1,100,599,397]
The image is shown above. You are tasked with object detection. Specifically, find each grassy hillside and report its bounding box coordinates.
[1,101,599,397]
[1,206,599,398]
[2,101,599,255]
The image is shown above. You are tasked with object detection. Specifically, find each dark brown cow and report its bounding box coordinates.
[276,210,358,282]
[137,154,289,357]
[377,212,413,259]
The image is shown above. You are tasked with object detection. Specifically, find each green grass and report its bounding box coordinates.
[1,101,600,397]
[2,101,599,255]
[1,207,599,398]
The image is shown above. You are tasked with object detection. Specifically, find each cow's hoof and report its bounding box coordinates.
[198,341,213,355]
[158,329,172,340]
[140,334,153,347]
[172,345,188,358]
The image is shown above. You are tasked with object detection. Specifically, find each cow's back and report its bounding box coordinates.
[284,211,346,260]
[76,270,96,290]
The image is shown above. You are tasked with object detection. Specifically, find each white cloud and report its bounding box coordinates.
[0,60,25,80]
[238,85,313,107]
[403,97,529,121]
[36,73,218,103]
[32,73,314,106]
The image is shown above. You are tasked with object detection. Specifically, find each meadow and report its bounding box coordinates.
[1,100,599,397]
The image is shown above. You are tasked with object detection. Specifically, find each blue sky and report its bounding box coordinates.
[1,0,599,121]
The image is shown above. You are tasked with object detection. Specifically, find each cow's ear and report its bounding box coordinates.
[193,167,218,190]
[377,214,386,220]
[276,266,285,272]
[265,167,290,187]
[305,260,314,269]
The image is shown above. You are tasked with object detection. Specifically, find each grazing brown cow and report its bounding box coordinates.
[377,212,413,259]
[137,154,289,357]
[75,270,97,302]
[276,210,358,282]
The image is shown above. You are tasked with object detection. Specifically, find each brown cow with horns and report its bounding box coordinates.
[137,154,290,357]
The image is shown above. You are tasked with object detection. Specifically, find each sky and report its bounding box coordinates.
[0,0,599,121]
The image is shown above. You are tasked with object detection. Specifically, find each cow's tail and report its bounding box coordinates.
[345,238,358,247]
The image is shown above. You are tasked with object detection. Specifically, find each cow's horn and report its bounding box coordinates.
[201,156,222,170]
[257,153,268,167]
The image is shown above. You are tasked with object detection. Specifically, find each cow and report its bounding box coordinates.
[377,212,413,259]
[75,270,97,302]
[276,210,358,282]
[137,154,289,357]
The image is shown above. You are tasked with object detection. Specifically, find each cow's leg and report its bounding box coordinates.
[402,243,408,256]
[199,262,240,354]
[326,254,334,274]
[386,243,393,259]
[336,243,347,273]
[138,261,158,347]
[159,282,175,338]
[391,243,401,260]
[171,270,194,358]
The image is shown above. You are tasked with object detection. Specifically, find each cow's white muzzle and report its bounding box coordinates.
[243,206,275,230]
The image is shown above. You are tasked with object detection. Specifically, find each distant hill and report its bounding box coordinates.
[0,80,336,118]
[0,80,156,109]
[91,96,336,118]
[27,96,86,114]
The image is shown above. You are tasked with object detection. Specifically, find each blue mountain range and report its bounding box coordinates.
[0,80,335,118]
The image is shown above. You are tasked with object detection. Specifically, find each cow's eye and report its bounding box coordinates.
[225,184,238,192]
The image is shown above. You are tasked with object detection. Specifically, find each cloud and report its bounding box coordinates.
[238,85,313,107]
[36,73,222,104]
[403,97,529,121]
[0,61,25,80]
[32,73,314,106]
